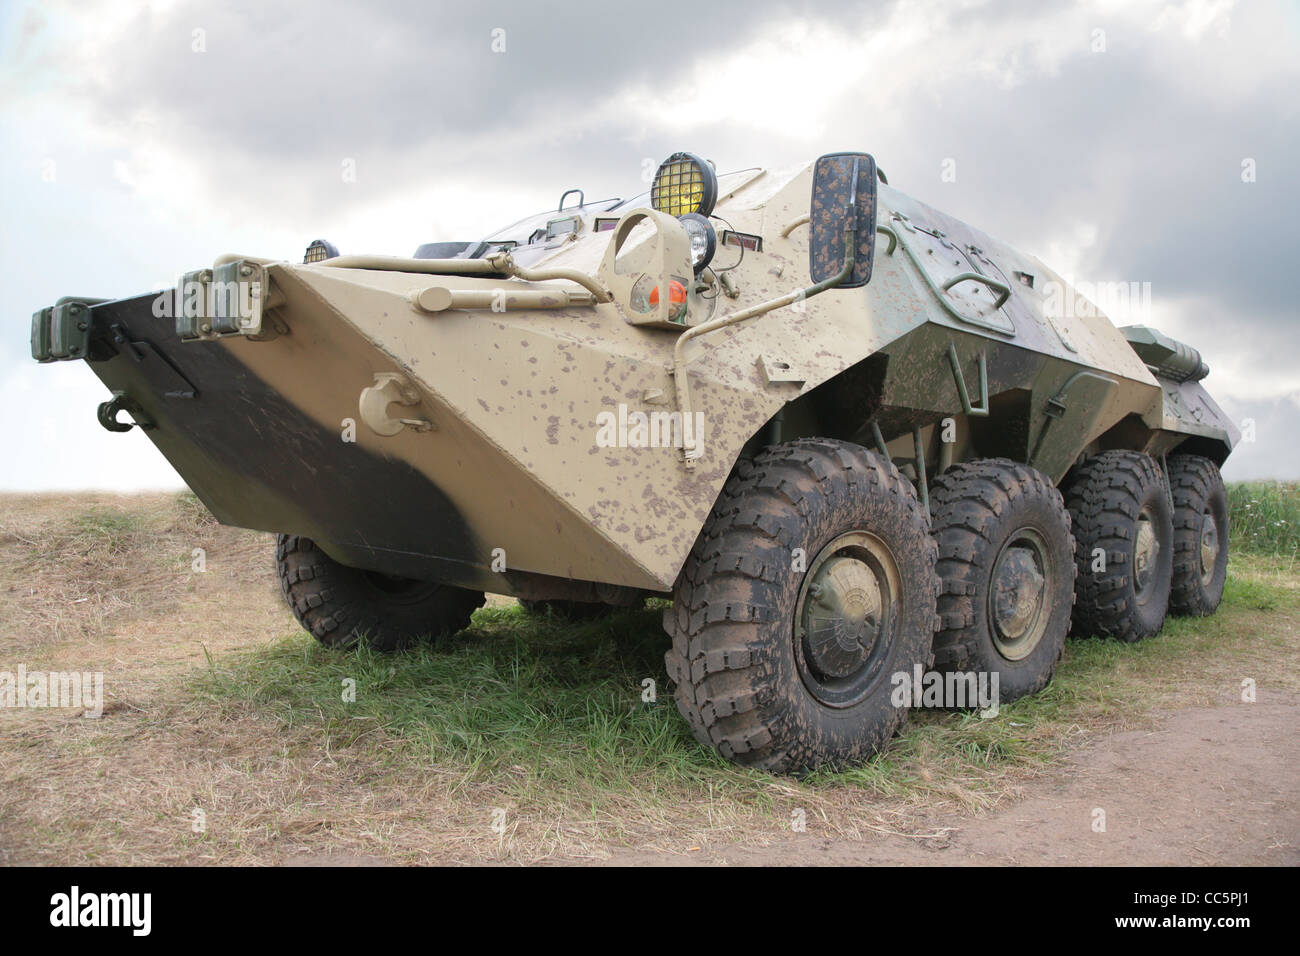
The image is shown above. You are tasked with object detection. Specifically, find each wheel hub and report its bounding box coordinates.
[1199,509,1220,586]
[794,532,900,708]
[1134,510,1159,596]
[802,556,883,678]
[989,529,1050,660]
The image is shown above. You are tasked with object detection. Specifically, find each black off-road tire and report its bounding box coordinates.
[663,438,938,775]
[276,534,485,652]
[1167,454,1229,616]
[1064,451,1173,642]
[518,598,616,620]
[929,459,1076,704]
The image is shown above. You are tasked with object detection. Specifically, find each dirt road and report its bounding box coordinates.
[596,701,1299,865]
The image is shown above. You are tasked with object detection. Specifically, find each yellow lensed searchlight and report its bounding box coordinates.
[650,152,718,218]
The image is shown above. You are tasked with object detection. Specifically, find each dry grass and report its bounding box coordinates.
[0,491,271,652]
[0,491,1297,865]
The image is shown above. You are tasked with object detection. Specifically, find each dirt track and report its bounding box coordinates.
[280,699,1300,867]
[595,701,1299,866]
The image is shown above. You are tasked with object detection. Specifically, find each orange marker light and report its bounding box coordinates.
[649,280,689,322]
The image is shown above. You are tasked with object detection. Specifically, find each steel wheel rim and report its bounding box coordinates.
[793,531,900,708]
[1199,508,1220,587]
[988,527,1050,661]
[1133,506,1160,604]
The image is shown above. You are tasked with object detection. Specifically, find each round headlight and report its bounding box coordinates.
[679,213,716,273]
[650,152,718,218]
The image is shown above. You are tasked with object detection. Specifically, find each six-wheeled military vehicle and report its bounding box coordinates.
[31,151,1236,772]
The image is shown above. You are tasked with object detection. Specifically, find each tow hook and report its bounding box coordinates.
[97,392,154,433]
[358,372,435,436]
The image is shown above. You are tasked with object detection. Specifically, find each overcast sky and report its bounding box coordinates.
[2,0,1296,488]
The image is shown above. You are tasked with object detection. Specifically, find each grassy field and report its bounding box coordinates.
[1228,480,1300,557]
[0,483,1296,863]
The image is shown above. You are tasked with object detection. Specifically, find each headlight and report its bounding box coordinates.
[650,151,718,218]
[678,213,716,273]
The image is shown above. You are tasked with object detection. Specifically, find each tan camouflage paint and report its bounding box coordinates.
[40,158,1236,593]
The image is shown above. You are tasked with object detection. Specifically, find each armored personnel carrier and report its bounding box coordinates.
[31,151,1235,772]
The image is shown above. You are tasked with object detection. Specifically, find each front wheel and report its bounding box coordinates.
[276,534,485,651]
[663,438,938,775]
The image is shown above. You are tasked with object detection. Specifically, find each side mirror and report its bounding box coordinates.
[808,152,878,289]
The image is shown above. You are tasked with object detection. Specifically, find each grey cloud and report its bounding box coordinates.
[852,40,1298,323]
[35,0,891,233]
[78,0,882,162]
[9,0,1299,482]
[1217,392,1300,481]
[791,4,1299,383]
[33,0,1300,322]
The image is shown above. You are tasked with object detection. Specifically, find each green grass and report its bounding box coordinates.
[1228,480,1300,557]
[194,604,738,788]
[69,506,146,554]
[188,554,1297,838]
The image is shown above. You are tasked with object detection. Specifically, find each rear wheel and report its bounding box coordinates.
[663,438,938,774]
[1167,454,1229,616]
[929,459,1076,704]
[1064,451,1173,642]
[276,534,485,651]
